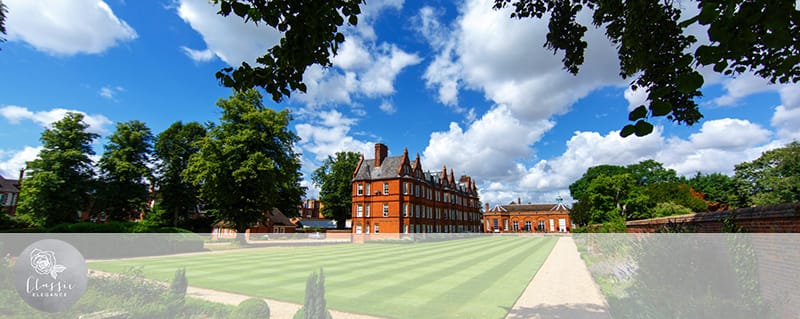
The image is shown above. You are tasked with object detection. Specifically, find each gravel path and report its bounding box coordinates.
[505,236,612,319]
[184,286,383,319]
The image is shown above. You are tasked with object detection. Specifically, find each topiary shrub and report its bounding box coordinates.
[230,298,270,319]
[291,306,332,319]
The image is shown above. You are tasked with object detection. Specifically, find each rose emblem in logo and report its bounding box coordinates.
[13,239,88,312]
[30,249,67,280]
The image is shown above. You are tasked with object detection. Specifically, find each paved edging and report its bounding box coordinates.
[505,236,612,319]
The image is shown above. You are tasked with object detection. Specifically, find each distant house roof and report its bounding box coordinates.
[298,219,337,229]
[0,175,20,193]
[213,208,293,228]
[489,203,569,213]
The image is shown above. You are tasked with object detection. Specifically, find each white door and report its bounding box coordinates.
[549,219,555,233]
[559,218,567,232]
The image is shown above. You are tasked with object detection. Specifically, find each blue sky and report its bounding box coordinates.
[1,0,798,206]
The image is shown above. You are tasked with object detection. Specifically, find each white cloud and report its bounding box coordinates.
[360,44,422,97]
[378,101,396,114]
[295,39,420,108]
[295,110,374,162]
[99,86,125,100]
[0,146,41,179]
[180,46,216,62]
[624,86,648,111]
[176,0,281,66]
[450,0,621,121]
[475,117,777,205]
[5,0,137,55]
[0,105,112,135]
[713,73,775,106]
[423,104,553,180]
[770,83,800,141]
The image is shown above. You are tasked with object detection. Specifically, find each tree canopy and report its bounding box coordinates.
[734,141,800,206]
[492,0,799,136]
[95,120,154,221]
[153,121,207,227]
[184,89,304,242]
[312,151,361,228]
[17,113,99,227]
[212,0,363,102]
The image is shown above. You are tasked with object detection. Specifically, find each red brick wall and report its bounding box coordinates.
[625,203,800,233]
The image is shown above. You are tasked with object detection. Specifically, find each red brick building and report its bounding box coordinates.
[0,171,23,215]
[351,144,481,237]
[299,199,323,219]
[483,199,571,233]
[212,208,296,240]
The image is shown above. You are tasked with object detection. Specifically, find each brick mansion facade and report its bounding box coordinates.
[351,144,482,236]
[483,199,571,233]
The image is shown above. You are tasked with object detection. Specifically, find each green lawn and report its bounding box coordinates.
[90,236,557,319]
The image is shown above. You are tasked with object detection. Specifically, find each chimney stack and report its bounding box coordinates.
[374,143,388,167]
[517,197,521,205]
[485,203,489,212]
[17,168,25,187]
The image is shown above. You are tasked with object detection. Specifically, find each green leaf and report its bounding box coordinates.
[628,105,648,121]
[219,1,231,15]
[334,33,345,43]
[349,15,358,25]
[676,72,704,94]
[620,125,636,138]
[634,120,654,137]
[650,100,672,117]
[232,2,249,17]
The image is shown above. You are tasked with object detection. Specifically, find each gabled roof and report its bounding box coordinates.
[352,155,405,181]
[0,175,20,193]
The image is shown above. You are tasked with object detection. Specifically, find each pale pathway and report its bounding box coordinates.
[185,286,383,319]
[505,236,612,319]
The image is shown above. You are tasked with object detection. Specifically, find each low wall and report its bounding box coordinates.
[625,203,800,318]
[625,203,800,233]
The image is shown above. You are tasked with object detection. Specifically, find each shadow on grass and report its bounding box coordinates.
[504,303,611,319]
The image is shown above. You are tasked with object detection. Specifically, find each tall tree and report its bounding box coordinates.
[153,121,207,227]
[17,113,99,227]
[494,0,800,135]
[312,151,360,228]
[212,0,363,102]
[585,173,650,221]
[184,89,305,243]
[687,172,738,209]
[569,164,627,200]
[626,160,681,186]
[95,120,154,221]
[734,141,800,206]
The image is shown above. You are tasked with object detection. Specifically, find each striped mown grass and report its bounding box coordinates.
[90,236,557,319]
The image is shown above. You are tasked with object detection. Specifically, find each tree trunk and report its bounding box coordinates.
[336,219,346,229]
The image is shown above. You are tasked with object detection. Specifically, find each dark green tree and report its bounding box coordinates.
[293,268,332,319]
[494,0,800,136]
[312,151,360,228]
[184,89,305,244]
[626,160,681,186]
[644,182,708,213]
[95,120,154,221]
[153,121,206,227]
[17,113,99,227]
[734,141,800,206]
[585,173,650,221]
[569,164,627,200]
[687,172,738,208]
[212,0,364,102]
